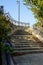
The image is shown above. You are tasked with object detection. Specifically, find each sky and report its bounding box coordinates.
[0,0,37,26]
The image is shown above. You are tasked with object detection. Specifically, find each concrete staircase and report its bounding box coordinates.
[11,35,43,53]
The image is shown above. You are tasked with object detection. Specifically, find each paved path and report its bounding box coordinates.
[13,53,43,65]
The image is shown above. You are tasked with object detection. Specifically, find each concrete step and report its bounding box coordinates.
[12,43,39,47]
[13,44,39,47]
[12,40,33,43]
[13,41,38,44]
[13,47,43,50]
[13,49,43,53]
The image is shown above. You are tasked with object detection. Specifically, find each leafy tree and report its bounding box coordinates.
[23,0,43,27]
[0,6,12,65]
[0,15,11,41]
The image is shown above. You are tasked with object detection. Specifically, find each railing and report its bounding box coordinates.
[33,26,43,33]
[4,13,29,27]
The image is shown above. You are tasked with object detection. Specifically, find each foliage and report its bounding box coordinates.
[34,21,43,27]
[0,15,11,40]
[0,12,12,52]
[23,0,43,26]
